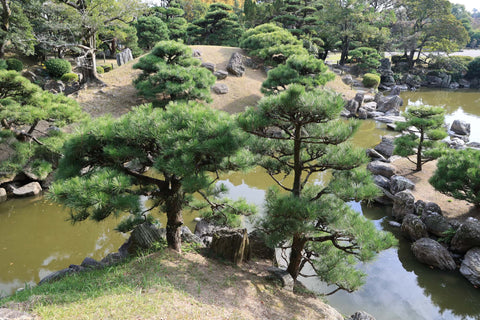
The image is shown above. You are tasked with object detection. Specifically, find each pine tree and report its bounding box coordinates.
[238,84,395,293]
[49,103,253,251]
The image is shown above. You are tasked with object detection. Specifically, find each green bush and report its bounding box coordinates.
[362,73,380,88]
[96,66,104,74]
[45,58,72,78]
[60,72,79,83]
[0,59,6,70]
[101,65,112,72]
[6,58,23,71]
[427,55,471,81]
[348,47,381,74]
[466,57,480,79]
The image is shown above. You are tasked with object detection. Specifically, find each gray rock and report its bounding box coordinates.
[22,70,37,83]
[401,214,429,241]
[459,79,470,88]
[349,311,376,320]
[12,182,42,198]
[415,200,442,218]
[367,111,385,118]
[362,101,377,111]
[448,137,466,150]
[389,85,402,96]
[116,48,133,66]
[0,188,6,202]
[423,213,451,237]
[248,229,275,260]
[374,136,395,158]
[367,160,397,178]
[450,120,471,136]
[100,252,125,265]
[127,222,165,255]
[363,94,375,103]
[210,228,250,265]
[366,149,387,161]
[411,238,456,270]
[213,70,228,80]
[390,175,415,194]
[342,75,354,85]
[358,107,368,119]
[392,190,415,221]
[389,221,402,228]
[374,115,406,124]
[194,219,216,237]
[451,218,480,253]
[227,52,245,77]
[201,62,215,72]
[345,99,359,115]
[181,226,203,245]
[373,175,390,189]
[81,257,104,269]
[449,82,460,89]
[374,186,395,205]
[377,95,403,114]
[39,267,74,285]
[354,92,364,107]
[43,80,65,93]
[212,83,228,94]
[267,266,294,291]
[467,142,480,150]
[460,247,480,286]
[192,49,201,57]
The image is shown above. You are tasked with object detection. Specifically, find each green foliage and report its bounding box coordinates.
[427,55,471,81]
[45,59,72,78]
[348,47,381,74]
[6,58,23,72]
[133,40,215,107]
[394,105,448,171]
[60,73,79,83]
[438,227,457,244]
[466,57,480,79]
[240,23,307,65]
[261,54,334,95]
[135,16,169,50]
[198,195,257,228]
[96,66,104,74]
[430,149,480,207]
[238,84,395,291]
[150,3,188,41]
[362,73,381,88]
[0,59,6,69]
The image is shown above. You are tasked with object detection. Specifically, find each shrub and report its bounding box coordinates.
[60,72,79,83]
[96,66,104,74]
[362,73,380,88]
[466,57,480,79]
[45,59,72,78]
[427,55,471,81]
[0,59,6,70]
[348,47,381,74]
[6,58,23,71]
[101,65,112,72]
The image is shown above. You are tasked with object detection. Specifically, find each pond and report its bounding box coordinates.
[1,89,480,319]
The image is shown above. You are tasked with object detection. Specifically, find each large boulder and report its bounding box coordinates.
[213,70,228,80]
[377,95,403,115]
[367,160,397,178]
[390,175,415,194]
[373,175,390,189]
[248,229,275,260]
[392,190,415,221]
[201,62,215,72]
[181,226,203,245]
[450,120,471,136]
[349,311,376,320]
[0,188,6,202]
[210,228,250,265]
[211,83,228,94]
[460,247,480,286]
[451,218,480,253]
[342,74,354,85]
[127,222,165,255]
[411,238,456,270]
[374,136,395,158]
[116,48,133,66]
[366,149,387,161]
[81,257,104,269]
[227,52,245,77]
[43,80,65,93]
[373,115,406,124]
[415,200,442,218]
[12,182,42,198]
[345,99,360,116]
[423,213,451,237]
[401,214,429,241]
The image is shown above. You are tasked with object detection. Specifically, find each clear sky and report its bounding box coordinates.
[450,0,478,12]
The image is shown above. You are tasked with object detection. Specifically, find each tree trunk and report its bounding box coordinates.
[407,50,416,69]
[339,37,349,65]
[164,177,184,252]
[0,0,11,59]
[292,123,302,197]
[286,233,307,279]
[416,129,424,171]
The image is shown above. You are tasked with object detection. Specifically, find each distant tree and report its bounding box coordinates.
[177,0,208,22]
[187,3,243,46]
[133,40,215,107]
[394,105,447,171]
[261,54,334,95]
[348,47,381,74]
[151,2,188,41]
[238,84,395,292]
[466,57,480,79]
[430,149,480,207]
[49,103,253,251]
[0,0,36,58]
[135,16,169,50]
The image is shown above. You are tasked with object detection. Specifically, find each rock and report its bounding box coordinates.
[248,229,275,260]
[367,111,385,118]
[100,252,125,265]
[362,101,377,112]
[377,95,403,114]
[412,238,456,270]
[460,247,480,286]
[374,186,395,205]
[266,266,294,291]
[373,175,390,189]
[389,221,402,228]
[349,311,376,320]
[201,62,215,72]
[373,115,406,124]
[449,82,459,89]
[210,228,250,265]
[389,85,402,96]
[451,218,480,253]
[448,137,466,150]
[192,49,201,57]
[43,80,65,93]
[367,160,397,178]
[366,149,386,161]
[127,222,165,255]
[363,94,375,102]
[344,99,359,115]
[213,70,228,80]
[354,92,364,107]
[0,308,35,320]
[194,219,216,237]
[0,188,6,202]
[342,75,354,85]
[390,175,415,194]
[392,190,415,221]
[12,182,42,198]
[415,200,442,218]
[39,267,74,285]
[467,142,480,150]
[423,213,451,237]
[81,257,104,269]
[358,107,368,119]
[450,120,471,136]
[374,136,395,158]
[401,214,429,241]
[227,52,245,77]
[212,83,228,94]
[116,48,133,66]
[459,79,470,88]
[22,70,37,83]
[181,226,203,245]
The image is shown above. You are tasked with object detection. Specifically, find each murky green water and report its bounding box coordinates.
[1,89,480,319]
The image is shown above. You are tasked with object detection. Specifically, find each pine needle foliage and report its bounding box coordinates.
[49,102,253,251]
[393,105,448,171]
[238,84,396,293]
[133,41,215,108]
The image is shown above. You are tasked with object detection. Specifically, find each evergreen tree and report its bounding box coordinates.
[238,84,395,292]
[394,105,447,171]
[133,40,215,108]
[0,0,36,58]
[151,2,188,41]
[430,149,480,207]
[135,16,169,50]
[49,103,253,251]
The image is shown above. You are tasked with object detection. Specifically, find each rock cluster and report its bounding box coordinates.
[116,48,133,66]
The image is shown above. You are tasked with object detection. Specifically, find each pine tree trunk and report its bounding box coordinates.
[287,234,307,279]
[416,129,424,171]
[165,178,184,252]
[339,36,349,65]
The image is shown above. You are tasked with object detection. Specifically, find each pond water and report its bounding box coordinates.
[1,89,480,319]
